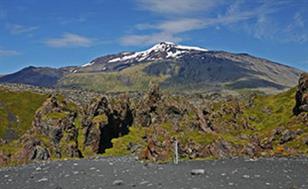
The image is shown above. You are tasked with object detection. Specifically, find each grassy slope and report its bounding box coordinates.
[0,88,47,140]
[241,88,308,154]
[58,63,168,93]
[0,88,47,164]
[58,62,286,94]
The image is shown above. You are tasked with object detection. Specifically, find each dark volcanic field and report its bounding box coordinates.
[0,157,307,189]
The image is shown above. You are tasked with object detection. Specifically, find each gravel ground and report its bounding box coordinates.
[0,157,307,189]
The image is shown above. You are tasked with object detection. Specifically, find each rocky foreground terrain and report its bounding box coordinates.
[0,157,307,189]
[0,72,307,188]
[0,73,307,167]
[0,73,307,188]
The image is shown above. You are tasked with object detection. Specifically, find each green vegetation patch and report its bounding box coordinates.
[0,88,47,140]
[242,88,297,133]
[43,112,68,120]
[58,63,169,93]
[104,126,147,156]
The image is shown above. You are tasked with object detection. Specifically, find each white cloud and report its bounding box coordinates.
[240,9,308,43]
[210,1,308,43]
[158,19,205,33]
[45,33,94,48]
[121,8,268,46]
[7,24,39,35]
[121,18,205,46]
[120,32,182,46]
[123,0,308,46]
[0,49,20,56]
[136,0,223,15]
[284,12,308,43]
[136,19,205,32]
[293,12,305,28]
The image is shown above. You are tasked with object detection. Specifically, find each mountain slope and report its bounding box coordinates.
[144,51,299,90]
[59,42,301,93]
[78,42,208,73]
[59,63,168,92]
[0,42,302,92]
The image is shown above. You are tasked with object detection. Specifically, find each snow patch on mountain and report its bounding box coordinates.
[176,45,208,52]
[82,61,96,67]
[108,42,208,63]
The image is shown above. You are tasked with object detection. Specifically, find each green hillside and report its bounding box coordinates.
[0,88,47,141]
[58,63,168,92]
[57,58,299,94]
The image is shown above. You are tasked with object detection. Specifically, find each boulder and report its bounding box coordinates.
[242,143,260,157]
[191,169,205,175]
[112,180,124,186]
[206,140,236,158]
[280,130,297,144]
[30,145,50,161]
[259,136,274,149]
[18,135,50,161]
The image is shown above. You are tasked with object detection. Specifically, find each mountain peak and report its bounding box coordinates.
[103,42,208,64]
[157,41,176,45]
[149,41,177,51]
[150,41,208,52]
[81,42,209,67]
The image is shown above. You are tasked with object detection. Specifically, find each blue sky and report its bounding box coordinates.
[0,0,308,74]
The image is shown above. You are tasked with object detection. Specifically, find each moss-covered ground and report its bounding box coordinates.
[0,87,47,140]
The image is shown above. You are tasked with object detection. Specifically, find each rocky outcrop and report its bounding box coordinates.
[134,84,161,127]
[32,95,82,158]
[138,127,173,161]
[82,95,133,153]
[178,139,237,159]
[135,86,257,161]
[258,128,303,157]
[17,134,50,162]
[82,96,109,153]
[1,79,308,167]
[294,73,308,115]
[135,84,208,131]
[0,93,135,166]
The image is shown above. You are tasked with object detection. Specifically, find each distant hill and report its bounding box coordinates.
[0,42,302,93]
[0,66,76,88]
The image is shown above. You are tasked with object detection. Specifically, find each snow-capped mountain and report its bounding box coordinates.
[107,42,208,63]
[79,42,209,72]
[0,41,302,93]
